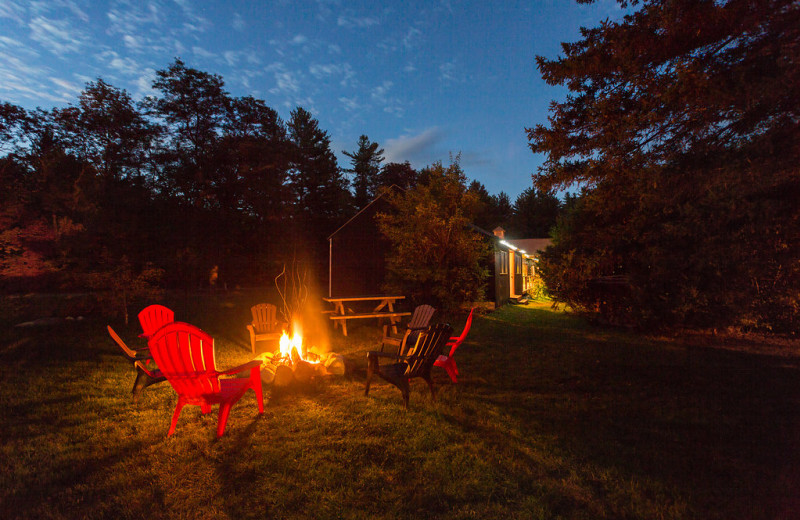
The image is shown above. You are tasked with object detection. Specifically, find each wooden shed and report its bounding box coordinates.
[327,187,400,298]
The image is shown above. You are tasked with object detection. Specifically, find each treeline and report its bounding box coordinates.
[0,58,562,297]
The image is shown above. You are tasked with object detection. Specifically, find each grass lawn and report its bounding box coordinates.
[2,293,799,519]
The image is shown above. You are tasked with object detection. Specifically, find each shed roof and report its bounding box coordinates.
[505,238,552,255]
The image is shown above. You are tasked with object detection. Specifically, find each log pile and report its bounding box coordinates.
[255,350,346,387]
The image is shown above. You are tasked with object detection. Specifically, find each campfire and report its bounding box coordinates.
[257,322,345,386]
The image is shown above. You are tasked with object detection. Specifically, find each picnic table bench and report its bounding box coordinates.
[323,295,410,337]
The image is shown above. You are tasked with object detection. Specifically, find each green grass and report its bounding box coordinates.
[2,294,799,519]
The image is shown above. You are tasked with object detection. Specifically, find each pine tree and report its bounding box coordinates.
[528,0,800,330]
[343,134,384,209]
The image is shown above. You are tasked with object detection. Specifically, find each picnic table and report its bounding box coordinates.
[322,295,410,337]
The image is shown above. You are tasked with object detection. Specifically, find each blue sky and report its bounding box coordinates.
[0,0,626,200]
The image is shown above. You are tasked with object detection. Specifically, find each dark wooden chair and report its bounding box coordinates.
[381,304,435,355]
[107,325,167,399]
[365,323,453,409]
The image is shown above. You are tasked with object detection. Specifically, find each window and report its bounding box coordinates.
[515,254,522,274]
[499,251,508,274]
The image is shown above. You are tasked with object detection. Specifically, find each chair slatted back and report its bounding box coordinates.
[405,323,452,377]
[138,305,175,337]
[148,322,220,398]
[251,303,280,334]
[408,305,435,330]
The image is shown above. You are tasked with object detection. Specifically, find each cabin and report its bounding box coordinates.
[470,226,551,306]
[327,190,552,307]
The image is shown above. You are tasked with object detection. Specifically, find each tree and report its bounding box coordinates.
[528,0,800,330]
[377,158,490,312]
[510,187,561,237]
[69,79,157,182]
[287,107,351,263]
[343,134,384,209]
[379,161,417,191]
[146,58,230,205]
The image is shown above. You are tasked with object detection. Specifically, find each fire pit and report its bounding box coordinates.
[255,324,345,387]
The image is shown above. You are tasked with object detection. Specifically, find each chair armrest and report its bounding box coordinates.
[367,351,404,361]
[219,359,262,376]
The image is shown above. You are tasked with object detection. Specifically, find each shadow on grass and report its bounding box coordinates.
[461,305,800,519]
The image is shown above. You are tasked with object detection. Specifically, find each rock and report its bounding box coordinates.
[324,354,346,376]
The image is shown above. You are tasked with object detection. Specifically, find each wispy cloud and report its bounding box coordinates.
[384,128,444,164]
[439,60,462,83]
[290,34,308,45]
[402,26,421,49]
[339,96,359,112]
[192,46,217,60]
[309,62,355,87]
[50,76,81,95]
[29,16,85,54]
[232,12,245,31]
[0,1,26,24]
[337,14,379,29]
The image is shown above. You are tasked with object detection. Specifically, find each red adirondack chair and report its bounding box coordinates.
[433,308,474,383]
[137,304,174,339]
[148,322,264,437]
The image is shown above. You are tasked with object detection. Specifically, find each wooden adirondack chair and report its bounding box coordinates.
[247,303,288,353]
[365,323,453,409]
[433,308,475,383]
[137,304,174,339]
[107,325,167,399]
[148,322,264,437]
[381,304,436,355]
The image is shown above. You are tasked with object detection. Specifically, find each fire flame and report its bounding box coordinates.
[278,322,320,363]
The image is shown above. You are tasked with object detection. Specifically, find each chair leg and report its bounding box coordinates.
[365,353,377,396]
[251,367,264,413]
[445,359,458,383]
[217,401,233,437]
[422,373,437,401]
[399,378,410,409]
[168,400,185,436]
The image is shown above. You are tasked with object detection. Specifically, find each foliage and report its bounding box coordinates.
[377,158,490,312]
[343,134,384,209]
[85,256,164,324]
[379,160,418,190]
[528,0,800,331]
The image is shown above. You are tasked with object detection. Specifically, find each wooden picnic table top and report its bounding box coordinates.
[323,295,405,303]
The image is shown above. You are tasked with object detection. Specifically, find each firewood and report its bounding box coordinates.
[273,364,295,387]
[293,359,315,383]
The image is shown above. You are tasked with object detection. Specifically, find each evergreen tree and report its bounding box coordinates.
[343,134,384,208]
[379,161,418,191]
[528,0,800,330]
[287,107,351,259]
[510,187,560,238]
